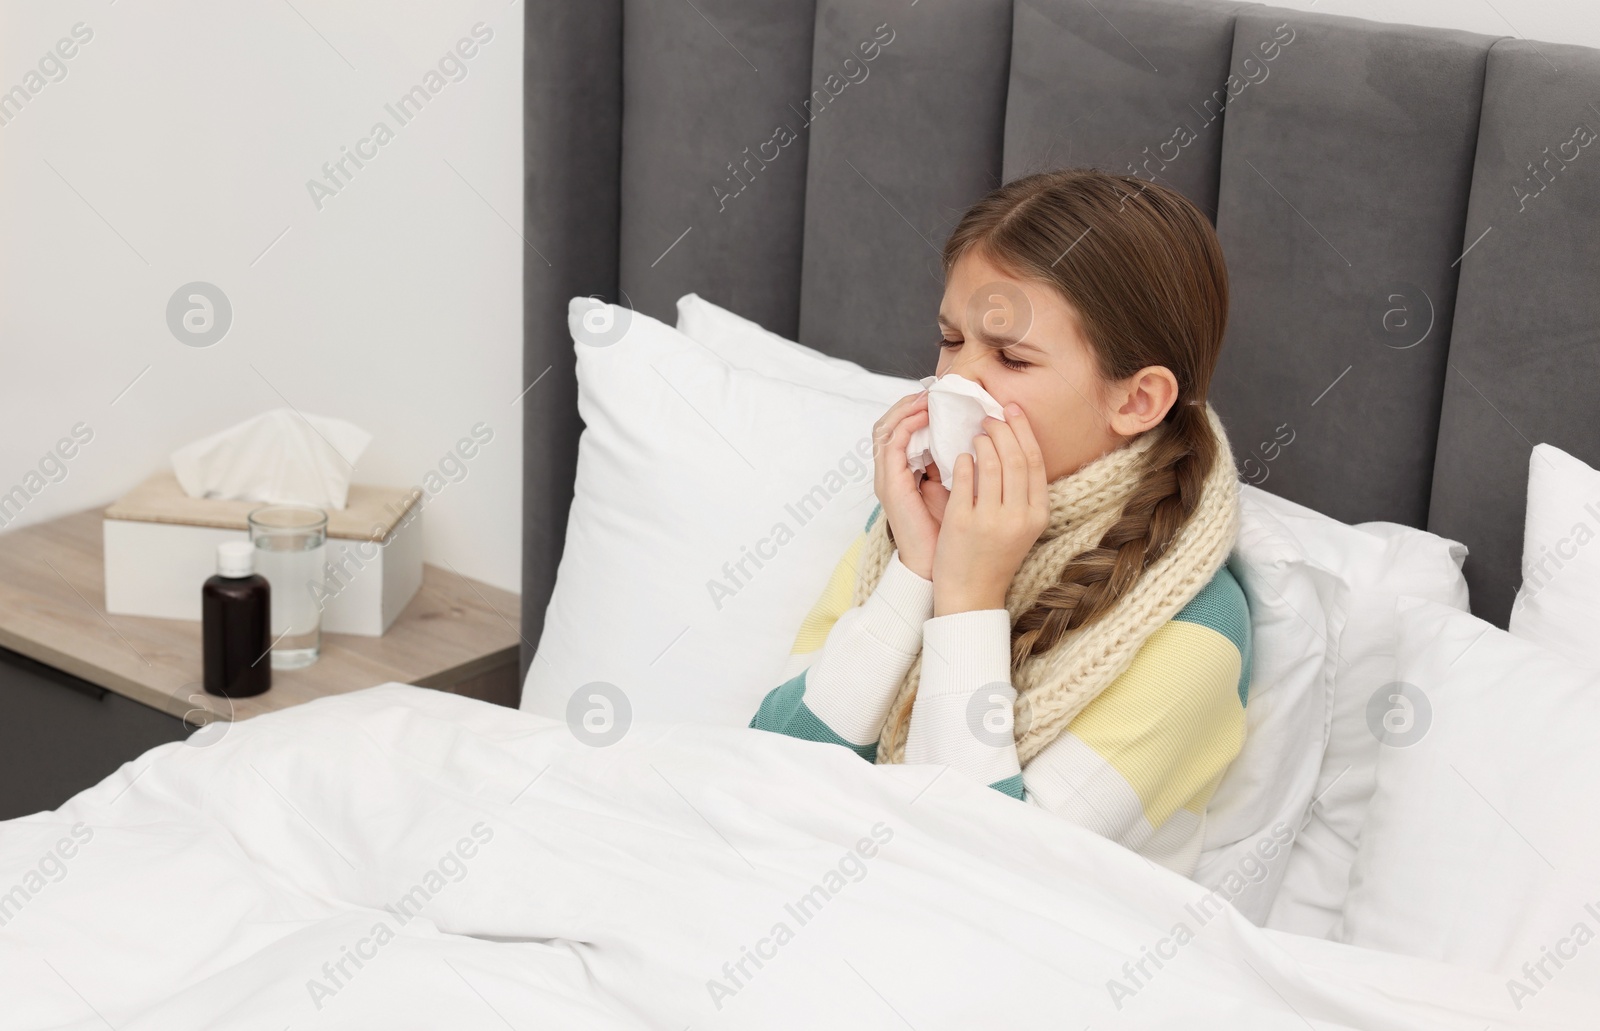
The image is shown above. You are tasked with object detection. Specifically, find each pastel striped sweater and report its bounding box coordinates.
[750,503,1253,875]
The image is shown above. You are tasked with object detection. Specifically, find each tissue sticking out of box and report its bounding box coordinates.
[170,407,372,510]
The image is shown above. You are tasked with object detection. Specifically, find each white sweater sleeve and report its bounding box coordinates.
[903,609,1024,789]
[779,550,935,746]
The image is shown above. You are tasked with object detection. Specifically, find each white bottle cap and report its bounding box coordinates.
[217,541,255,577]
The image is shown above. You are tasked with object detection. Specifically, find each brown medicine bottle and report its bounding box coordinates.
[202,541,272,698]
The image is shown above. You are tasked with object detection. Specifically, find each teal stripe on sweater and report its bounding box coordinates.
[1171,563,1254,706]
[751,674,1028,800]
[988,773,1025,800]
[749,669,878,761]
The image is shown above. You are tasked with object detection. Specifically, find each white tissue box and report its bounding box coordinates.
[103,471,423,636]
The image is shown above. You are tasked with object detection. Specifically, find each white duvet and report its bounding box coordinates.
[2,683,1593,1029]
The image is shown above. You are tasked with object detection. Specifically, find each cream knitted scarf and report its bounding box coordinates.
[853,402,1241,767]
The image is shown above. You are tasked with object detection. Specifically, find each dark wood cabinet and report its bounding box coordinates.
[0,645,190,821]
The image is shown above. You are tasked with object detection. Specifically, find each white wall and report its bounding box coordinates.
[0,0,523,593]
[1270,0,1600,50]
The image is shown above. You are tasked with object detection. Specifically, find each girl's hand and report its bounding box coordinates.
[873,390,943,580]
[932,402,1049,616]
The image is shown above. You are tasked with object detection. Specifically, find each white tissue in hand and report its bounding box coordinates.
[170,407,372,510]
[905,373,1007,490]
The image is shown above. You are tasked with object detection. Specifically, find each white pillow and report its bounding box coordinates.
[522,298,907,728]
[1510,442,1600,668]
[675,292,918,401]
[1188,486,1334,925]
[1338,594,1600,987]
[1252,499,1469,938]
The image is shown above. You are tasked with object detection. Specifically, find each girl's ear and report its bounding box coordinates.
[1107,365,1179,436]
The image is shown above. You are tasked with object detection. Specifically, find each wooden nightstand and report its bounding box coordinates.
[0,506,524,817]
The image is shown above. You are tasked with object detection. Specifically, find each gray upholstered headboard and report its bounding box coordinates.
[520,0,1600,684]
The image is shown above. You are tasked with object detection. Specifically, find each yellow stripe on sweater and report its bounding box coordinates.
[1065,618,1245,828]
[789,531,867,656]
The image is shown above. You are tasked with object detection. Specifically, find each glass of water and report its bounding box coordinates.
[247,504,327,669]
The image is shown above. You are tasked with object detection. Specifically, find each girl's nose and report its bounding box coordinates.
[946,354,986,391]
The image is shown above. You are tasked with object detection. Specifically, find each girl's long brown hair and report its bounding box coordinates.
[937,169,1232,664]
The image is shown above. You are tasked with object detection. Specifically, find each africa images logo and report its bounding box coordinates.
[166,282,233,347]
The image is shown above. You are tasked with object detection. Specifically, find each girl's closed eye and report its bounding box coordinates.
[937,337,1030,371]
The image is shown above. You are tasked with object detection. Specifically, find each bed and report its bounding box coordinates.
[6,0,1600,1027]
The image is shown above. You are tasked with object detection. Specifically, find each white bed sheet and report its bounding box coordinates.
[1,684,1593,1029]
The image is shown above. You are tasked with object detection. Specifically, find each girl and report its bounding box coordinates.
[750,169,1252,876]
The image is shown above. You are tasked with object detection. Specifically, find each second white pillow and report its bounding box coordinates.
[1338,595,1600,984]
[675,292,919,403]
[1259,501,1469,939]
[522,298,903,729]
[1511,442,1600,669]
